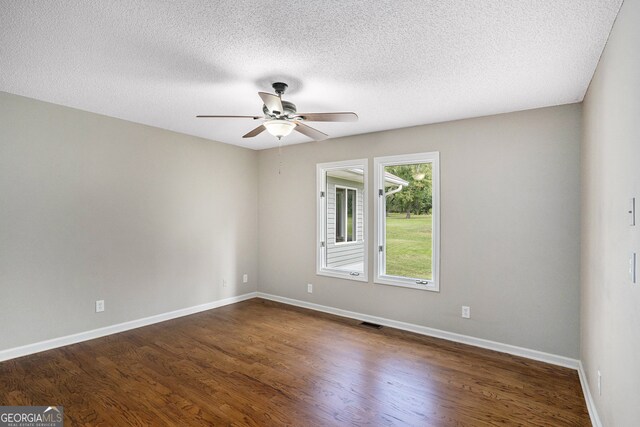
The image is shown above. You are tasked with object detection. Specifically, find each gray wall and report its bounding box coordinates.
[258,104,582,358]
[581,0,640,424]
[0,92,258,351]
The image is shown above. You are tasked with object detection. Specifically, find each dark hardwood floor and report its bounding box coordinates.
[0,298,590,426]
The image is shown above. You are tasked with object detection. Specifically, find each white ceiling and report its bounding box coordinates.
[0,1,622,150]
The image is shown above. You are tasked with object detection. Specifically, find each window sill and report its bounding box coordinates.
[317,269,368,283]
[374,277,439,292]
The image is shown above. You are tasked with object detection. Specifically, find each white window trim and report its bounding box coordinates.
[317,159,368,282]
[374,152,440,291]
[333,184,359,245]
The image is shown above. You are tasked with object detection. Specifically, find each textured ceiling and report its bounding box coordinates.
[0,1,622,150]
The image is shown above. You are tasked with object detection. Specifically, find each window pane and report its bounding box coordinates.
[321,165,367,278]
[335,187,345,243]
[384,163,433,280]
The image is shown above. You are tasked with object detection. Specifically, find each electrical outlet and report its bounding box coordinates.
[95,300,105,313]
[222,279,227,288]
[597,370,602,396]
[243,274,248,283]
[307,283,313,293]
[461,306,470,319]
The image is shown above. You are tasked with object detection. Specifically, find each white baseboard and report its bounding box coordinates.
[0,291,578,370]
[0,292,258,363]
[256,292,580,370]
[578,361,602,427]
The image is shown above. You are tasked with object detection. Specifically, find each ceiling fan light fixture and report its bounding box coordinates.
[264,119,296,139]
[196,82,357,142]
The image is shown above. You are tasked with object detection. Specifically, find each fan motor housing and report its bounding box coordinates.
[263,100,297,117]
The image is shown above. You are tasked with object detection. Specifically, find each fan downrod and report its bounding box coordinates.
[272,82,288,96]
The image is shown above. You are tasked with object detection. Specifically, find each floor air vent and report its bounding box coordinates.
[360,321,383,329]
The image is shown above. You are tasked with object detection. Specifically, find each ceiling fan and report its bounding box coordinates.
[196,82,358,141]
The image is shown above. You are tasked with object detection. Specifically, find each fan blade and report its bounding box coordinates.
[197,115,262,119]
[294,122,328,141]
[295,112,358,122]
[259,92,284,115]
[242,125,266,138]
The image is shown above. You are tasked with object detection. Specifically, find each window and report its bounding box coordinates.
[317,159,368,281]
[374,152,440,291]
[335,186,357,243]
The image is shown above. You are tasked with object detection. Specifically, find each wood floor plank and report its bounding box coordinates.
[0,299,590,426]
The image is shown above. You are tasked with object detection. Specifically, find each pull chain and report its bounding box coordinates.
[278,137,282,175]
